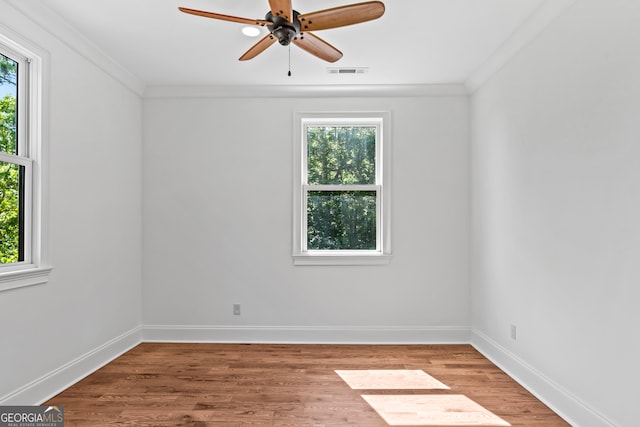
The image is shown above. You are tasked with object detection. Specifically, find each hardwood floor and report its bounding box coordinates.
[44,343,570,426]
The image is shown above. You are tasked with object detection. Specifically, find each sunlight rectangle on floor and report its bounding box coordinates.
[335,369,450,390]
[361,394,511,426]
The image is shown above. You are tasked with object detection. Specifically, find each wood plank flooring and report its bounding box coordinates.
[44,343,570,426]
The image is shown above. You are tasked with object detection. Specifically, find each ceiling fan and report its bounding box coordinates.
[178,0,385,63]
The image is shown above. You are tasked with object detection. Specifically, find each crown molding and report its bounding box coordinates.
[143,84,469,99]
[5,0,145,97]
[465,0,578,93]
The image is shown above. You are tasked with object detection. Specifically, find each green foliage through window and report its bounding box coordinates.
[307,191,376,250]
[306,125,378,251]
[0,53,17,87]
[0,161,22,263]
[0,52,21,264]
[0,94,17,154]
[307,126,376,185]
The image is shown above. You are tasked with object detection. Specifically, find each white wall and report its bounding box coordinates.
[470,1,640,426]
[142,94,470,341]
[0,2,142,403]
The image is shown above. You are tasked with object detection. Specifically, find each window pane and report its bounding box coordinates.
[307,191,376,250]
[307,126,376,185]
[1,53,18,155]
[0,161,24,263]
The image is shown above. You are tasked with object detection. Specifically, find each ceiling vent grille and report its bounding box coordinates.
[327,67,369,75]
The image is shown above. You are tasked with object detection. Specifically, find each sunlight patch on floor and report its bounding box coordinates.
[361,394,511,426]
[335,370,511,426]
[335,369,450,390]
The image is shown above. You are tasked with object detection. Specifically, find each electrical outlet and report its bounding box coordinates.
[510,324,517,340]
[233,304,241,316]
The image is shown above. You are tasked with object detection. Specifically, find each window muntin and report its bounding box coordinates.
[294,113,391,265]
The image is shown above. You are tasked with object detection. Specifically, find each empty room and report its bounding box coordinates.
[0,0,637,426]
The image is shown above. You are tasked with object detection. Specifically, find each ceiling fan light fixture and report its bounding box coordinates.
[241,26,262,37]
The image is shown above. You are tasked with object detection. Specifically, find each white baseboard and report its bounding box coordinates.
[142,324,471,344]
[471,329,615,427]
[0,326,142,405]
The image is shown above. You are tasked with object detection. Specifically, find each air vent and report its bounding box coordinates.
[327,67,369,75]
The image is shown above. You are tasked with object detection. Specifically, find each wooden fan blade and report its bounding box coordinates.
[297,1,385,31]
[292,32,343,63]
[178,7,270,26]
[239,34,277,61]
[268,0,293,23]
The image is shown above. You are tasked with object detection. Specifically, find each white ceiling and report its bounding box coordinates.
[31,0,549,87]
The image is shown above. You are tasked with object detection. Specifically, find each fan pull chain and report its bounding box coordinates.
[288,44,292,77]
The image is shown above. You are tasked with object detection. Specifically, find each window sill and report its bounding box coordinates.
[0,266,53,292]
[293,253,392,266]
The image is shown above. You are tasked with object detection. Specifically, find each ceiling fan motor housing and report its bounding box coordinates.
[266,10,301,46]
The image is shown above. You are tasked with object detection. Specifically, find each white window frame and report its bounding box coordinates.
[293,112,391,265]
[0,30,51,291]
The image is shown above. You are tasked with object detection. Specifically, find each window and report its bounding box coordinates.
[293,113,391,265]
[0,32,50,291]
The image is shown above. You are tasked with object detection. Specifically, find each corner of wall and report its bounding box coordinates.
[471,329,616,427]
[5,0,145,97]
[464,0,578,94]
[0,327,142,405]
